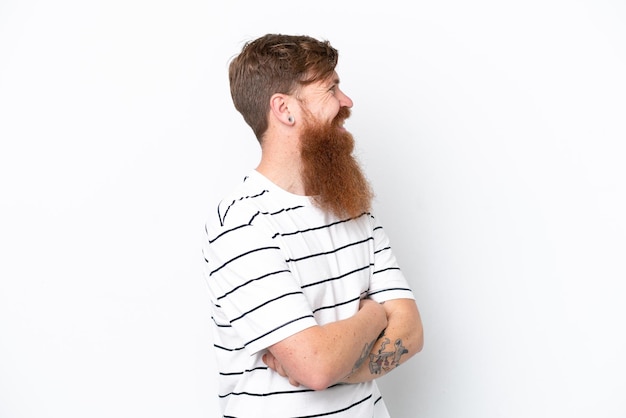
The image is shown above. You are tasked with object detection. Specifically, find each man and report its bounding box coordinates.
[202,33,423,417]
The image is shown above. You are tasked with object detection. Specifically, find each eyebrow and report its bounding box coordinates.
[326,76,340,87]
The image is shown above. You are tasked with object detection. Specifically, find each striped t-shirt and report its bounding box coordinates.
[202,170,415,417]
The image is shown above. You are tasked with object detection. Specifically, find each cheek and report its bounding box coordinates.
[324,102,341,121]
[308,97,341,122]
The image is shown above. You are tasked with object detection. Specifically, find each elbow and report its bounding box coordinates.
[410,304,424,354]
[414,327,424,353]
[399,328,423,365]
[298,364,340,391]
[411,313,424,354]
[306,377,334,392]
[291,354,345,391]
[402,317,424,359]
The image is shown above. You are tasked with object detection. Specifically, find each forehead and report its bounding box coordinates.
[302,71,340,92]
[320,71,340,86]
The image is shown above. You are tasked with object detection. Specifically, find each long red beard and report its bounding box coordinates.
[300,108,374,218]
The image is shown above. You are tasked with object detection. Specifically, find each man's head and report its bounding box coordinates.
[229,33,374,218]
[228,34,339,141]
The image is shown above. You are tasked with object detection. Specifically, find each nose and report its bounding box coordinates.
[338,88,353,108]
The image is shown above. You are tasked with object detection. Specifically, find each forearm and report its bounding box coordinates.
[266,298,387,390]
[317,305,388,383]
[341,299,423,384]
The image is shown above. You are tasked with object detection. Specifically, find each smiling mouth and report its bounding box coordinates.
[332,108,351,130]
[334,118,347,129]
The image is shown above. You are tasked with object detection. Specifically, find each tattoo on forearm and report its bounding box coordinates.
[352,338,377,373]
[350,329,388,375]
[368,337,409,375]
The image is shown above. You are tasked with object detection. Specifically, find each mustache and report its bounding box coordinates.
[332,107,351,126]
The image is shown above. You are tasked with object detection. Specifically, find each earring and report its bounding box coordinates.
[288,116,294,123]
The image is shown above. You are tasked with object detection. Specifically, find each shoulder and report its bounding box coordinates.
[223,177,271,219]
[204,174,264,228]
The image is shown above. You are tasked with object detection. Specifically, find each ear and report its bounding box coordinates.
[269,93,296,126]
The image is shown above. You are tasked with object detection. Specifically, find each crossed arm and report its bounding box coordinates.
[262,297,423,390]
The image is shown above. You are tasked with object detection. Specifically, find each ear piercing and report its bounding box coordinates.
[288,116,294,123]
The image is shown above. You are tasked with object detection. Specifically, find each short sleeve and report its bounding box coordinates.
[204,221,318,355]
[367,214,416,303]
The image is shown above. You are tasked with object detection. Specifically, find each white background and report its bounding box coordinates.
[1,1,625,417]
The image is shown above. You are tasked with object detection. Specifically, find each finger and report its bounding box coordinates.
[274,362,288,378]
[262,353,271,367]
[263,353,277,372]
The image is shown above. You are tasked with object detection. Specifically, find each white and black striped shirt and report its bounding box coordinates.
[202,170,415,417]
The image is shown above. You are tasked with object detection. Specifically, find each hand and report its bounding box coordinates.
[263,352,301,387]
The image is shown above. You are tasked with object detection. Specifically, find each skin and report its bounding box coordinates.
[263,299,389,390]
[263,299,423,387]
[341,299,423,384]
[257,72,424,390]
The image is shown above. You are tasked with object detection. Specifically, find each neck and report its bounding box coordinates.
[256,135,307,196]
